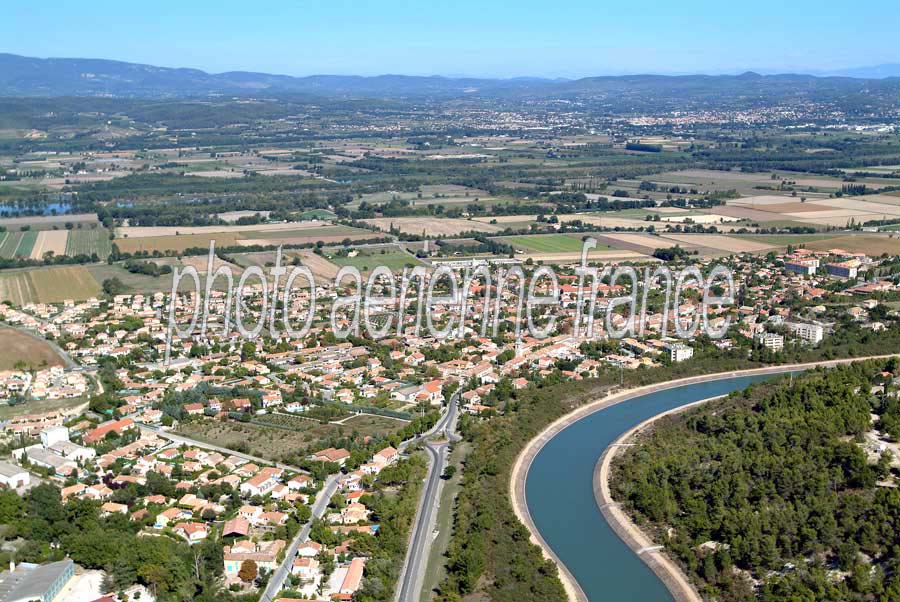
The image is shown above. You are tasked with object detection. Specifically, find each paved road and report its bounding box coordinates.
[260,472,342,602]
[395,393,461,602]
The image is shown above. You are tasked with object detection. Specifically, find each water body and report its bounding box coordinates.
[0,201,73,217]
[525,374,785,602]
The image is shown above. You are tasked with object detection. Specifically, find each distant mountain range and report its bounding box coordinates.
[1,53,899,100]
[824,64,900,79]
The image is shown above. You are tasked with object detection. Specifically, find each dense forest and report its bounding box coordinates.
[611,360,900,601]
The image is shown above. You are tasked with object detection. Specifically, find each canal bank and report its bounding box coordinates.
[511,355,900,602]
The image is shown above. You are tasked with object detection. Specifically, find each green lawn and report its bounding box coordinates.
[500,233,593,253]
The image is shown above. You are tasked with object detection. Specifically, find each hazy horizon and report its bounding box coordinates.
[4,0,899,79]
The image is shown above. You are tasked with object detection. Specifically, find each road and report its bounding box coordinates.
[257,393,458,602]
[259,472,342,602]
[395,391,460,602]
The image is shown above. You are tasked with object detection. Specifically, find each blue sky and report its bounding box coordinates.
[3,1,899,78]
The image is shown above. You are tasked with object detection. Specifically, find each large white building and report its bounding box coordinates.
[757,332,785,351]
[786,322,824,344]
[667,343,694,363]
[0,460,29,489]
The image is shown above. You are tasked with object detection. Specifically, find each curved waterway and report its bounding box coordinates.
[525,374,784,601]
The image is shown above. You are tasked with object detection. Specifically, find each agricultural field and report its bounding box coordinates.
[0,213,99,231]
[363,217,505,237]
[801,234,900,256]
[65,227,112,258]
[114,222,379,254]
[30,230,68,259]
[114,232,242,254]
[115,220,337,238]
[0,230,38,259]
[328,247,422,272]
[0,265,101,305]
[0,327,66,370]
[498,233,591,253]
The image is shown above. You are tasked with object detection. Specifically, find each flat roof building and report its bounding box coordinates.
[0,559,74,602]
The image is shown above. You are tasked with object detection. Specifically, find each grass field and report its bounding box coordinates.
[499,234,591,253]
[66,227,112,259]
[0,265,101,305]
[329,248,421,272]
[0,327,66,370]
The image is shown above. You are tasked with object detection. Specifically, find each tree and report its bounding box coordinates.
[238,559,258,582]
[102,277,125,296]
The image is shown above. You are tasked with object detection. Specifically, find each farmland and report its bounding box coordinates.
[113,222,379,254]
[0,230,37,259]
[363,217,505,237]
[114,232,242,254]
[30,230,68,259]
[65,227,112,258]
[0,265,101,305]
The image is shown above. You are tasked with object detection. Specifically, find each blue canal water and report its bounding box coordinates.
[0,202,73,217]
[525,374,786,601]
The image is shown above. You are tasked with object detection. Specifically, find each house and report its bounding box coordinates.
[297,541,322,558]
[238,505,264,523]
[222,516,250,537]
[156,507,192,528]
[173,522,209,544]
[184,403,205,415]
[373,446,398,467]
[340,557,367,595]
[83,418,135,444]
[341,503,369,524]
[288,474,314,490]
[291,557,320,581]
[100,502,129,516]
[223,539,286,576]
[240,472,278,498]
[310,447,350,466]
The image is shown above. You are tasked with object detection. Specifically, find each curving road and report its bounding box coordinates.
[395,391,460,602]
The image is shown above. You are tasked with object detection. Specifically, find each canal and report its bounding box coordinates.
[525,374,786,601]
